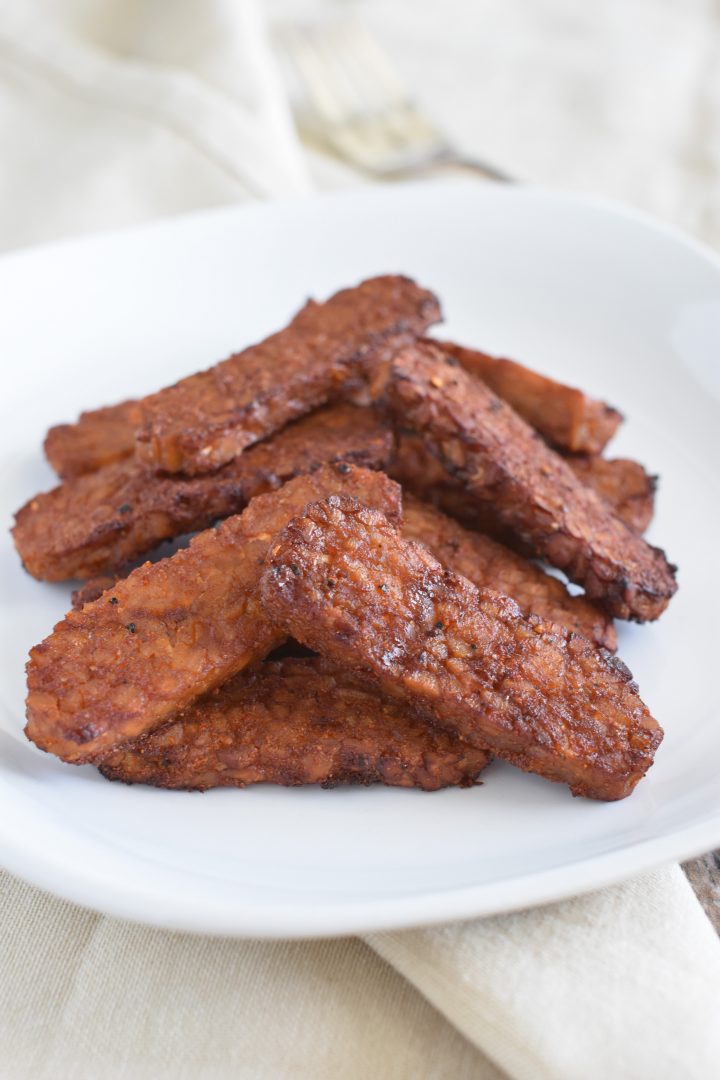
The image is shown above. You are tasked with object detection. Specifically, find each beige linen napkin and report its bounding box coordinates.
[0,0,310,250]
[3,865,719,1079]
[2,2,720,1077]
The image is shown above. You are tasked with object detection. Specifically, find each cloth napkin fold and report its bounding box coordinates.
[3,864,719,1079]
[368,864,720,1079]
[0,0,309,251]
[1,3,719,1078]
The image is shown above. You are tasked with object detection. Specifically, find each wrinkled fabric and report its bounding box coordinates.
[0,0,309,249]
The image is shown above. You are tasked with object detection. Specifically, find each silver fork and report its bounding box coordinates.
[274,19,510,183]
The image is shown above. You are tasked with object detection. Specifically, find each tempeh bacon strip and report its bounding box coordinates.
[67,492,616,649]
[67,493,618,649]
[391,432,656,535]
[260,497,663,801]
[403,495,616,650]
[135,275,440,474]
[44,399,143,479]
[14,405,393,581]
[437,340,622,455]
[99,657,491,792]
[25,465,401,764]
[381,341,676,621]
[565,455,656,535]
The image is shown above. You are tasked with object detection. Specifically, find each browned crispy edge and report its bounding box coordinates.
[44,400,143,479]
[437,340,623,454]
[566,455,657,535]
[71,576,119,609]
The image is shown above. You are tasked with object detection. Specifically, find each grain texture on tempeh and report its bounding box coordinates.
[438,340,622,454]
[15,405,393,581]
[382,342,676,620]
[25,466,401,764]
[135,275,440,474]
[44,399,143,478]
[100,657,490,792]
[261,497,663,800]
[403,495,616,650]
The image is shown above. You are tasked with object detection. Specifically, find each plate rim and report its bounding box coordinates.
[2,175,720,279]
[2,178,719,937]
[1,791,718,937]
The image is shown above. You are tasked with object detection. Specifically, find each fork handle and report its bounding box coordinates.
[435,152,514,183]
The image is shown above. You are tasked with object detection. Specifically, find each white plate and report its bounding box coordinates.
[1,180,719,938]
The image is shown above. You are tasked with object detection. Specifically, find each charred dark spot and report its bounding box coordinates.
[117,504,132,514]
[378,583,388,593]
[109,597,119,605]
[445,355,459,367]
[335,462,351,474]
[605,652,634,683]
[434,620,444,630]
[327,579,336,588]
[78,722,101,743]
[290,563,301,576]
[347,752,372,771]
[126,622,137,633]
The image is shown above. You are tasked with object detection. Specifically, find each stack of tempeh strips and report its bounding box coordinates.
[14,275,677,800]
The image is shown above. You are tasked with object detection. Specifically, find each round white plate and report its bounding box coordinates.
[1,180,719,938]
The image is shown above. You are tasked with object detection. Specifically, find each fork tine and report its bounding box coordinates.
[332,25,444,159]
[284,23,404,168]
[279,26,348,126]
[338,20,410,110]
[309,20,443,156]
[307,23,372,120]
[321,21,399,119]
[276,17,509,181]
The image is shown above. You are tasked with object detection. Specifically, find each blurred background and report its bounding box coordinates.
[1,0,718,251]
